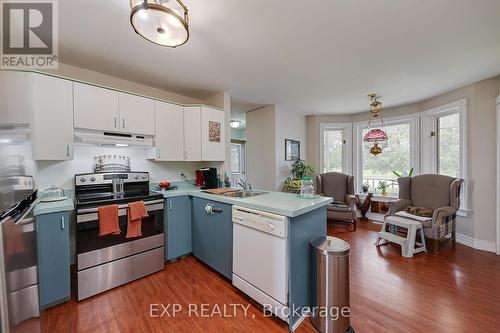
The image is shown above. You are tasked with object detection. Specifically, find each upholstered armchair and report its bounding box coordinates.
[317,172,358,230]
[387,174,463,254]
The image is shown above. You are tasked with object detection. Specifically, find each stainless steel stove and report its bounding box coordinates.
[75,172,164,300]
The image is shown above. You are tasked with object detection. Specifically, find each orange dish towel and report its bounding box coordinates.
[126,201,148,238]
[98,204,121,236]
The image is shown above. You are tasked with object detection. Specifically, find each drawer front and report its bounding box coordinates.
[78,233,164,270]
[78,247,164,300]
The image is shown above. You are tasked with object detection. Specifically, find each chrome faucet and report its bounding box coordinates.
[237,179,252,192]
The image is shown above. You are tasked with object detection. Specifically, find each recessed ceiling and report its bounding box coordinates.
[59,0,500,115]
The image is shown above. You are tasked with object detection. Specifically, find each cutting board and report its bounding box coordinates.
[204,188,238,195]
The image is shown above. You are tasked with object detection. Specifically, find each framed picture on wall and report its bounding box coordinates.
[285,139,300,161]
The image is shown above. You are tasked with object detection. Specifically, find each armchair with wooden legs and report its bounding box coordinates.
[386,174,463,254]
[317,172,358,231]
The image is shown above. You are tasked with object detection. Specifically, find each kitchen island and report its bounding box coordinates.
[154,182,333,331]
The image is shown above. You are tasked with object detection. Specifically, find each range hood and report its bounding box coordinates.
[74,130,153,147]
[0,126,30,144]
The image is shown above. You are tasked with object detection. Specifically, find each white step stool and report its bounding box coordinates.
[375,215,427,257]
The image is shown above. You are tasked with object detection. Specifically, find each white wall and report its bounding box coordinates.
[246,106,277,191]
[36,145,215,190]
[245,105,307,191]
[40,63,202,105]
[275,106,307,190]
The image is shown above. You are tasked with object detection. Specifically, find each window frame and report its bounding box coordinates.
[420,99,469,216]
[353,114,420,196]
[230,142,243,174]
[319,123,353,175]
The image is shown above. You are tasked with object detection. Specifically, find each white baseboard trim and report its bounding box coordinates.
[456,233,496,253]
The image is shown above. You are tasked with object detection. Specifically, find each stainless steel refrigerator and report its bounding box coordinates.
[0,70,40,332]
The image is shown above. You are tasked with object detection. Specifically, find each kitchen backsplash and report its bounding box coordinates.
[35,145,221,190]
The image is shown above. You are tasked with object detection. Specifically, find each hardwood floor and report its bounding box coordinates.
[41,220,500,333]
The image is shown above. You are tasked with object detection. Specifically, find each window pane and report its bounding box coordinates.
[362,123,411,194]
[323,130,343,173]
[230,144,241,173]
[438,113,460,177]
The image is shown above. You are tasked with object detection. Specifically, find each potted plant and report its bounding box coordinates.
[361,183,370,193]
[286,160,314,189]
[392,167,414,178]
[377,181,389,196]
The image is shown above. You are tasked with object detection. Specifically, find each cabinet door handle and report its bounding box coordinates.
[205,203,213,215]
[66,144,70,157]
[212,207,223,213]
[61,216,65,230]
[122,118,125,129]
[168,201,173,210]
[158,148,160,159]
[114,117,117,128]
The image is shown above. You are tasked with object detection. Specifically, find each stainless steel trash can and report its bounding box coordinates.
[310,236,352,333]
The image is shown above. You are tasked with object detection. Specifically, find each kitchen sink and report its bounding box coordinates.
[222,190,268,198]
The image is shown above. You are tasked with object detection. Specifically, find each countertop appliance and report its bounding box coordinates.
[39,185,67,202]
[92,155,131,173]
[197,167,218,189]
[232,206,289,322]
[74,171,165,300]
[195,170,204,187]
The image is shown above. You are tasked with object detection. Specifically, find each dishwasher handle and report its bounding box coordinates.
[232,206,287,238]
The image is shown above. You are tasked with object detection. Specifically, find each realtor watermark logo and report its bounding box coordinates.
[1,0,58,69]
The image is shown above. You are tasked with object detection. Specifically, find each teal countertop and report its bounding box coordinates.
[152,182,332,218]
[34,191,74,216]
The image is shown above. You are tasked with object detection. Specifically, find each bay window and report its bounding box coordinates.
[319,99,466,209]
[361,123,412,194]
[354,116,419,195]
[421,99,468,214]
[320,124,352,174]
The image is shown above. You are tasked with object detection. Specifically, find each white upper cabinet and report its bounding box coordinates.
[0,70,31,125]
[184,106,202,161]
[73,82,120,132]
[31,74,74,160]
[154,101,184,161]
[201,106,226,161]
[73,83,154,135]
[119,93,154,135]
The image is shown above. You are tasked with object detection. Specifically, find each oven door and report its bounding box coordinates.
[76,199,164,270]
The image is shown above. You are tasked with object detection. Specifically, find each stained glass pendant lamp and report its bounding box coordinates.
[130,0,189,48]
[363,94,388,156]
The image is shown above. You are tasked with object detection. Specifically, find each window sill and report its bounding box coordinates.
[356,193,399,201]
[457,209,472,218]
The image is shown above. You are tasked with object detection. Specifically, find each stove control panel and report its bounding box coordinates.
[75,172,149,186]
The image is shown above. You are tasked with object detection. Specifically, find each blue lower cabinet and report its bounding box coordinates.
[166,196,193,261]
[192,198,233,279]
[36,211,70,308]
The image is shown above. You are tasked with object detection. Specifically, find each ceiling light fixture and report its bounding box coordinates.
[363,94,388,156]
[129,0,189,48]
[230,120,241,129]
